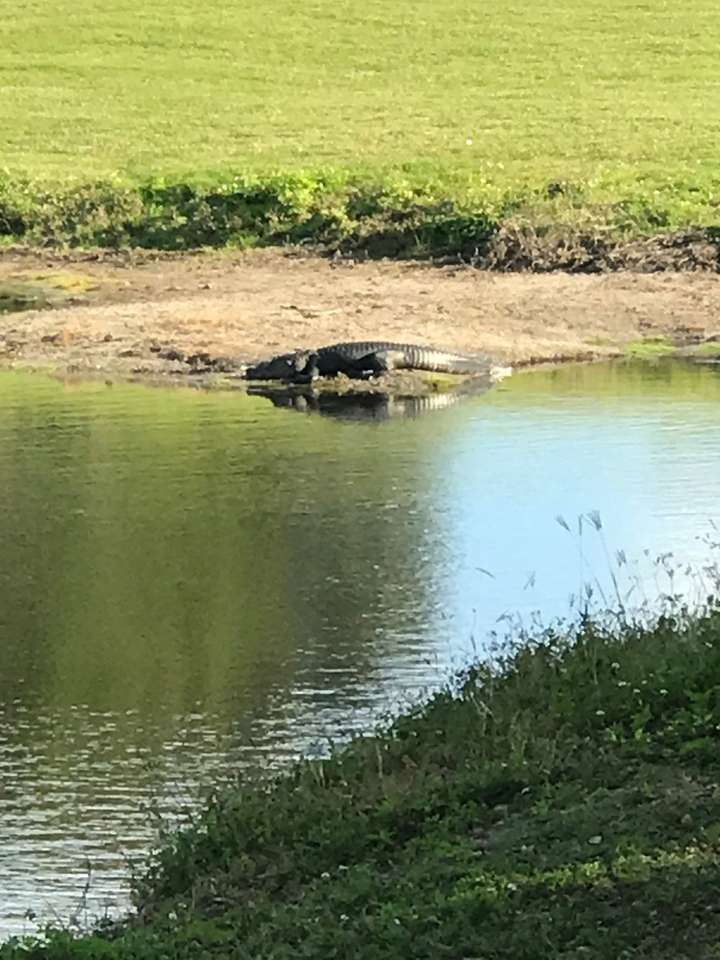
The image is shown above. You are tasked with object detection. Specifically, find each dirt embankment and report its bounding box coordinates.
[1,249,719,382]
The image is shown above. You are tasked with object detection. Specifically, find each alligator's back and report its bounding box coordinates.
[316,341,493,375]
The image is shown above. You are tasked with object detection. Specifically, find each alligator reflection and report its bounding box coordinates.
[249,379,496,421]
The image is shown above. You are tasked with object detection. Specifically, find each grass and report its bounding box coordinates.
[688,341,720,358]
[624,338,677,358]
[2,0,720,192]
[5,585,720,958]
[0,279,75,312]
[2,0,720,253]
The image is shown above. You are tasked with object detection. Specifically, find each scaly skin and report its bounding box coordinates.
[244,341,495,381]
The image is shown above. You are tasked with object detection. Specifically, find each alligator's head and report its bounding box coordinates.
[245,350,312,380]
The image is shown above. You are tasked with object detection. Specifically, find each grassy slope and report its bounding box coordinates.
[2,0,720,220]
[5,604,720,959]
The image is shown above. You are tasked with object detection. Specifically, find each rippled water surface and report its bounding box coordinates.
[1,362,719,935]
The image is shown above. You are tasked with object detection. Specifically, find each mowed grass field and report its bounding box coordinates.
[2,0,720,200]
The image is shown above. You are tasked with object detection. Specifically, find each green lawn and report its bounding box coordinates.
[2,1,719,251]
[3,0,720,197]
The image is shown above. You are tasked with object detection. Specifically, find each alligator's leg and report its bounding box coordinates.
[311,352,378,379]
[346,349,406,377]
[291,351,321,384]
[343,350,394,378]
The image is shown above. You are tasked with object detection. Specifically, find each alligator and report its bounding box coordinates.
[244,340,498,382]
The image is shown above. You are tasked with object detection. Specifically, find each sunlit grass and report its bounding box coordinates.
[2,0,720,227]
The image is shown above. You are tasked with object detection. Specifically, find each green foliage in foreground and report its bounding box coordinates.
[5,601,720,959]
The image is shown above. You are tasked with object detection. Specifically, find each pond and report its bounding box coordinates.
[1,361,719,937]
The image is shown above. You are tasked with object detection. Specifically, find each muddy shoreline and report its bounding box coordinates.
[1,249,719,390]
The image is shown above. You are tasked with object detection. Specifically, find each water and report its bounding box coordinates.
[1,361,719,936]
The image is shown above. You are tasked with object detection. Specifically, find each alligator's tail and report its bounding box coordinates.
[376,346,499,376]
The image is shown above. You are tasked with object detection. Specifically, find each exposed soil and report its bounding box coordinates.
[1,248,719,386]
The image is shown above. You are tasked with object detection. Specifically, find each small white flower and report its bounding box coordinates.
[595,709,606,717]
[340,914,349,922]
[659,688,668,695]
[394,918,401,925]
[611,662,620,670]
[588,835,603,845]
[507,882,518,891]
[617,681,629,688]
[465,137,474,146]
[321,871,330,879]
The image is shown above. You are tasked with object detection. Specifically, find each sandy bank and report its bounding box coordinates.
[1,249,719,382]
